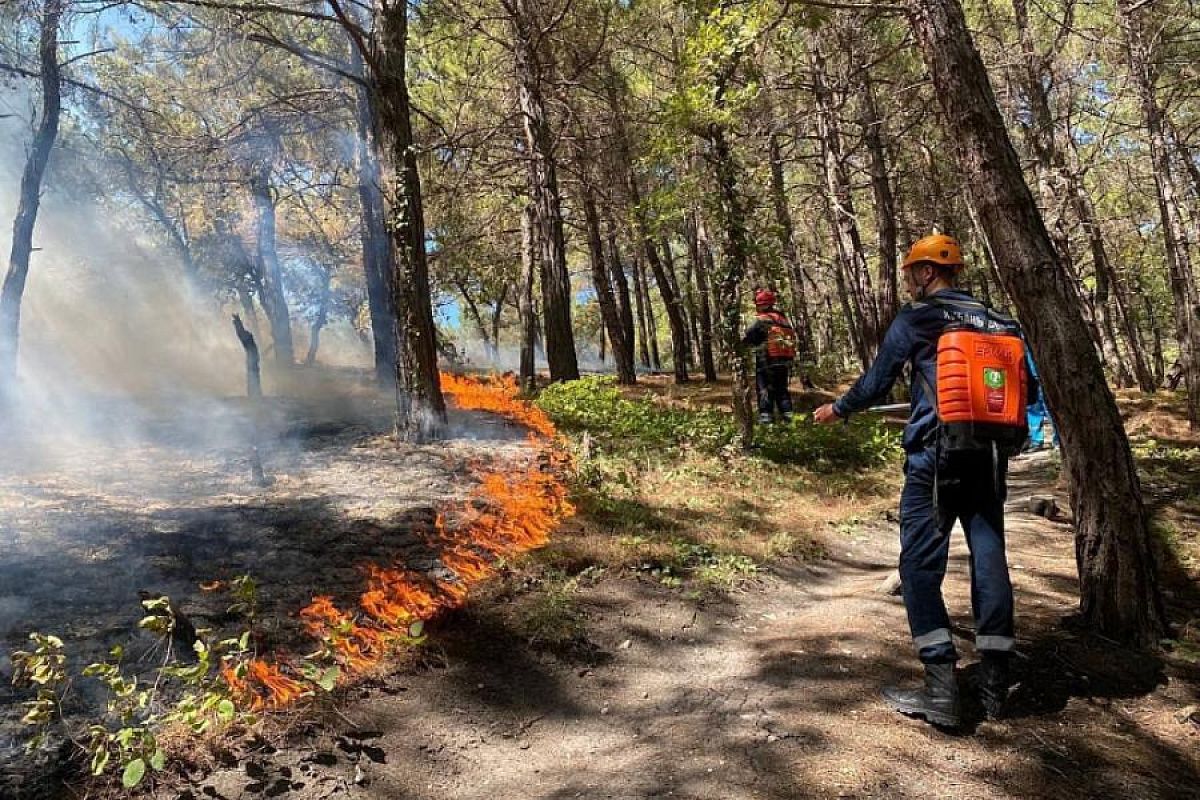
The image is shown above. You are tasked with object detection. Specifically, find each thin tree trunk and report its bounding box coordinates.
[629,251,652,368]
[605,64,688,382]
[232,314,268,486]
[663,235,698,369]
[908,0,1166,645]
[858,78,899,331]
[250,164,295,368]
[519,201,538,392]
[490,284,508,360]
[605,220,637,370]
[508,0,579,382]
[810,34,880,358]
[1011,0,1120,381]
[1119,0,1200,425]
[578,163,636,384]
[304,267,332,367]
[767,133,814,360]
[686,212,719,381]
[706,122,755,448]
[352,46,398,390]
[370,0,447,438]
[455,278,493,355]
[634,256,662,370]
[0,0,62,383]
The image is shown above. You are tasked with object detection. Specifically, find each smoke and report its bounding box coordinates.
[0,121,241,451]
[0,108,374,464]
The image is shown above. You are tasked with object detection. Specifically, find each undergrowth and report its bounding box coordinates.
[528,376,900,599]
[536,375,898,470]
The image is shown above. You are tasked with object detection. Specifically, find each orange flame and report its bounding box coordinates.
[228,373,573,711]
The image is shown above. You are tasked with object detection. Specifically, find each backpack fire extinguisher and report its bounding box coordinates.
[758,312,798,361]
[921,297,1030,456]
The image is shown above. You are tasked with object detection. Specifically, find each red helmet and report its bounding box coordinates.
[754,289,777,308]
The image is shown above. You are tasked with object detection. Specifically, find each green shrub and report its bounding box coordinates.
[536,376,899,471]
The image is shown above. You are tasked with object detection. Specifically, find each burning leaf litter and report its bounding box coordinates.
[231,373,574,708]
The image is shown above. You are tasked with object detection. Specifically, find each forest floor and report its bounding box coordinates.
[142,376,1200,800]
[2,376,1200,800]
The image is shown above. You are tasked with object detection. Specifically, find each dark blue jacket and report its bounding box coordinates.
[832,289,1030,453]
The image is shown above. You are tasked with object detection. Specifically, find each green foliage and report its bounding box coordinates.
[536,376,898,470]
[6,575,321,790]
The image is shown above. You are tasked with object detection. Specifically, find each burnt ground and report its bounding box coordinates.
[0,384,533,781]
[164,449,1200,800]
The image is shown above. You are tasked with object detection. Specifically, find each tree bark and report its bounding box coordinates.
[352,46,399,390]
[633,255,661,370]
[304,267,332,367]
[579,166,636,384]
[519,201,538,392]
[249,164,295,368]
[1118,0,1200,426]
[370,0,446,438]
[687,212,720,381]
[767,133,814,360]
[605,221,637,371]
[605,65,688,382]
[858,78,899,331]
[907,0,1166,645]
[508,0,578,382]
[0,0,62,383]
[810,34,880,360]
[706,123,755,448]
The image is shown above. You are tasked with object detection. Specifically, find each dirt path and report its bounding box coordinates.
[187,451,1200,800]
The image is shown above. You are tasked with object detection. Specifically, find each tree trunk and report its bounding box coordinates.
[907,0,1166,645]
[605,66,687,382]
[509,0,578,382]
[858,78,899,331]
[687,212,720,381]
[519,201,538,392]
[767,133,814,360]
[705,123,755,448]
[633,256,661,370]
[370,0,446,438]
[810,34,880,359]
[352,47,399,390]
[1119,0,1200,426]
[491,283,508,360]
[304,267,332,367]
[0,0,62,384]
[605,221,637,371]
[249,165,295,368]
[667,231,700,369]
[579,170,636,384]
[1011,0,1121,383]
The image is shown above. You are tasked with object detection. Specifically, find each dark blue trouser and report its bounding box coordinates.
[899,447,1014,663]
[755,362,793,417]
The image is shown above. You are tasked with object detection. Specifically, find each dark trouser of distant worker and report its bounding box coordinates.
[756,362,793,423]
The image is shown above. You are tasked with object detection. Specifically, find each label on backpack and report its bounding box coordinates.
[983,367,1005,414]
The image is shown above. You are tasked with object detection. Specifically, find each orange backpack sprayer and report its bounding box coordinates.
[936,325,1028,453]
[919,297,1030,456]
[757,311,798,361]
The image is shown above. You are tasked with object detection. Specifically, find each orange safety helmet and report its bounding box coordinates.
[754,288,777,308]
[902,234,965,272]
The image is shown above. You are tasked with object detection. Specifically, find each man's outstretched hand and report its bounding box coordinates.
[813,403,841,425]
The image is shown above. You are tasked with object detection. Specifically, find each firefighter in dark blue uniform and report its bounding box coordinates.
[814,234,1035,726]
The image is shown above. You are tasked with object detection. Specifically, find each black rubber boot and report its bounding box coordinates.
[978,653,1010,719]
[881,663,961,727]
